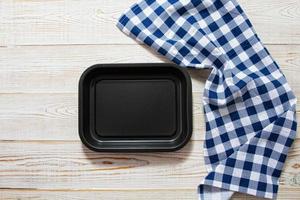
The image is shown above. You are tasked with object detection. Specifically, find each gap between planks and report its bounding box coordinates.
[1,43,300,48]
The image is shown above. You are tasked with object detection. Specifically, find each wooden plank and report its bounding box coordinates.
[0,92,205,141]
[0,189,197,200]
[1,92,300,141]
[0,44,299,140]
[0,93,79,141]
[239,0,300,45]
[0,1,299,199]
[0,44,299,93]
[0,140,203,190]
[0,44,207,93]
[0,140,299,190]
[0,0,299,46]
[234,187,300,200]
[0,188,299,200]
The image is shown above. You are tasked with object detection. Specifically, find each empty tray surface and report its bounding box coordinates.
[79,63,192,152]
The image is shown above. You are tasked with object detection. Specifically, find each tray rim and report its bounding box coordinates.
[79,63,193,152]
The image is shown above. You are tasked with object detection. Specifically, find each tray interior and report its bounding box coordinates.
[95,79,177,137]
[79,64,192,151]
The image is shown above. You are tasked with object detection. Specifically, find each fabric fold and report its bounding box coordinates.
[116,0,297,199]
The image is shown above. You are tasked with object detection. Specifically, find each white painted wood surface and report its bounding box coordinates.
[0,0,300,46]
[0,0,300,199]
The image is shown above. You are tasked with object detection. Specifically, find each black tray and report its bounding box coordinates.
[79,63,192,152]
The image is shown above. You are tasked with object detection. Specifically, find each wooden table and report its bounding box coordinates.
[0,0,299,199]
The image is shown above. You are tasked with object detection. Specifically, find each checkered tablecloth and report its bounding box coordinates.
[116,0,297,199]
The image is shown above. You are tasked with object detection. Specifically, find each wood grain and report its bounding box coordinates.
[0,44,300,140]
[1,0,300,199]
[0,140,299,191]
[0,44,299,93]
[0,189,198,200]
[1,188,300,200]
[0,141,202,190]
[0,92,205,141]
[1,92,300,141]
[0,0,300,46]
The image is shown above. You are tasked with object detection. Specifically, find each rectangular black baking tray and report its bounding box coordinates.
[79,63,192,152]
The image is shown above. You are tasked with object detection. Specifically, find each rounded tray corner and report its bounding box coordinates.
[79,63,193,152]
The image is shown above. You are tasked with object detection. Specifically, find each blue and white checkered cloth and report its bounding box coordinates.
[116,0,297,199]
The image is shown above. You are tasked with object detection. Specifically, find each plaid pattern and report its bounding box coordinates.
[116,0,297,199]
